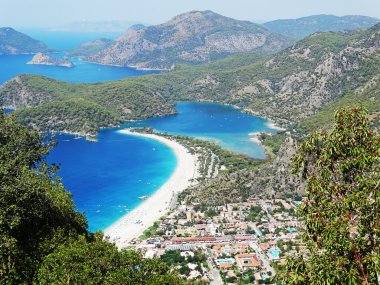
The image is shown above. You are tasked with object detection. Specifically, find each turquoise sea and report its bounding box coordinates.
[2,30,276,231]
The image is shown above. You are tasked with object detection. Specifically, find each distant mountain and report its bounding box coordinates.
[52,21,141,33]
[263,14,380,40]
[0,27,49,55]
[68,38,115,57]
[88,10,292,69]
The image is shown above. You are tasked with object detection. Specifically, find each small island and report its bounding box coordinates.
[27,52,75,68]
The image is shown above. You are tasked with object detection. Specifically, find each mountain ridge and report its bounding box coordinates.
[87,10,292,69]
[263,14,380,40]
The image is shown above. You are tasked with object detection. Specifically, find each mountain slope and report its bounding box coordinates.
[0,27,49,55]
[1,24,380,136]
[88,10,292,69]
[68,38,115,57]
[263,14,379,40]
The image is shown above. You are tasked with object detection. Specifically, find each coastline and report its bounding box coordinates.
[104,129,199,248]
[82,59,168,71]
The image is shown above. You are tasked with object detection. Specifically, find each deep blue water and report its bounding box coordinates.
[47,130,176,231]
[125,102,275,158]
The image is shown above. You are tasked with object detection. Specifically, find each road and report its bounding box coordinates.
[207,259,223,285]
[249,241,276,277]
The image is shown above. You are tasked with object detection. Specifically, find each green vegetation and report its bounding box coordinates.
[160,250,207,280]
[278,108,380,284]
[0,111,185,284]
[299,31,352,52]
[17,98,121,136]
[38,233,183,285]
[246,206,265,222]
[1,73,180,135]
[260,132,287,157]
[140,220,163,239]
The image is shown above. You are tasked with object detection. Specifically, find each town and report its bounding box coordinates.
[126,197,304,284]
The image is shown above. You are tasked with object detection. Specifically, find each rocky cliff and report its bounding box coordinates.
[88,10,292,69]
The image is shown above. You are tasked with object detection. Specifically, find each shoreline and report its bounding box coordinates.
[104,129,199,248]
[81,59,168,71]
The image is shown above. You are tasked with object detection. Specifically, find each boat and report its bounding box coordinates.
[138,195,150,200]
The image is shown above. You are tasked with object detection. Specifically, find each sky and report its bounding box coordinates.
[1,0,380,28]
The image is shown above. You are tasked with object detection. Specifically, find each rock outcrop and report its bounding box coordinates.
[27,53,74,68]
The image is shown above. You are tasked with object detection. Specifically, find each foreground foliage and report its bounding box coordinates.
[278,108,380,284]
[0,111,185,284]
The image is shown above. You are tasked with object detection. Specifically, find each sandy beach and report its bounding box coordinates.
[249,132,263,145]
[104,129,199,248]
[267,121,286,131]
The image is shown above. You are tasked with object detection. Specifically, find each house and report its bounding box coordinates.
[218,263,233,269]
[235,254,260,269]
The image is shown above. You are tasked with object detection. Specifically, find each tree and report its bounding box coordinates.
[277,108,380,284]
[37,233,185,285]
[0,112,87,284]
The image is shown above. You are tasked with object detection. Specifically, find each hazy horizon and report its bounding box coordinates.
[1,0,380,29]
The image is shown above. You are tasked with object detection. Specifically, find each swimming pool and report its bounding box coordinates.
[268,248,280,259]
[216,258,235,264]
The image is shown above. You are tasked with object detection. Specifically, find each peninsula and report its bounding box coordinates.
[27,52,75,68]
